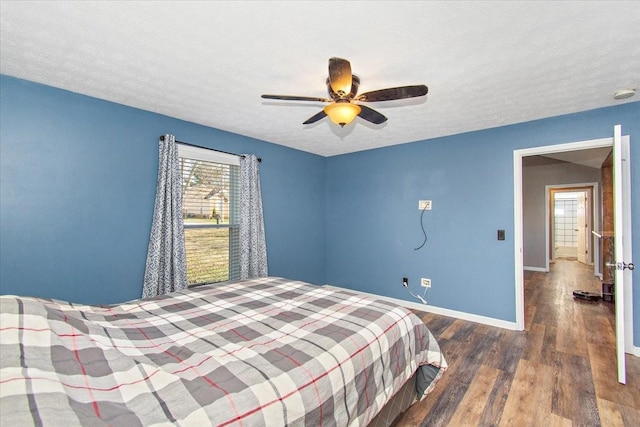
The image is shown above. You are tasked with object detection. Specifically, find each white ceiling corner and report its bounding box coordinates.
[1,1,638,157]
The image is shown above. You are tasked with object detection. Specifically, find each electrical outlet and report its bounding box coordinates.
[420,278,431,288]
[418,200,432,210]
[402,277,408,287]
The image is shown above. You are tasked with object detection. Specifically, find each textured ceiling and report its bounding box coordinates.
[1,1,638,157]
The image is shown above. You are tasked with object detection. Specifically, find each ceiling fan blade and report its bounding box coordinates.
[356,85,428,102]
[302,110,327,125]
[328,57,353,97]
[358,105,387,124]
[262,94,331,102]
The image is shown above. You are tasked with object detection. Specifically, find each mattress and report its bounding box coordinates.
[0,276,446,426]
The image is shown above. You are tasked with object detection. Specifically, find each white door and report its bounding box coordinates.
[612,124,634,384]
[576,191,587,264]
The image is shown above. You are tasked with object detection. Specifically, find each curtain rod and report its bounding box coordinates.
[159,135,262,162]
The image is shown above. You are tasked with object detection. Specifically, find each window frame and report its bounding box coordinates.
[177,143,240,286]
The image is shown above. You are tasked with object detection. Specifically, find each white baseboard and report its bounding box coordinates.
[417,303,520,330]
[524,266,547,272]
[324,284,520,331]
[632,345,640,358]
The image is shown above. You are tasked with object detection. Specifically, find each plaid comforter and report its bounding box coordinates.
[0,277,446,426]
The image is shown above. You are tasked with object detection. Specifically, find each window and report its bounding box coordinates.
[178,144,240,286]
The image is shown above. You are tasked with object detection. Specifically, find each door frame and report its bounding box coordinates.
[546,184,598,273]
[513,135,633,353]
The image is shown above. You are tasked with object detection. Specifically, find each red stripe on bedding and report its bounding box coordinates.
[66,314,102,420]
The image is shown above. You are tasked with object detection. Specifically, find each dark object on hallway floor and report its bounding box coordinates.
[572,290,601,301]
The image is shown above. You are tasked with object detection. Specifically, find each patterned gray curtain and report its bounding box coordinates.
[142,134,188,298]
[240,154,268,279]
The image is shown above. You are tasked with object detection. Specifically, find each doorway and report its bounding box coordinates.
[553,190,586,259]
[514,137,630,317]
[513,134,634,361]
[548,185,597,270]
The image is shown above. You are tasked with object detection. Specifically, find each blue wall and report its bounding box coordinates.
[0,75,326,304]
[1,75,638,347]
[325,101,639,345]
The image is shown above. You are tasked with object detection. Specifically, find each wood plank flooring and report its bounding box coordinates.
[395,259,640,426]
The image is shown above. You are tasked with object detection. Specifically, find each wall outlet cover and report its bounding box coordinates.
[420,278,431,288]
[419,200,432,210]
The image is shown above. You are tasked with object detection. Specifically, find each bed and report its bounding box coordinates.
[0,276,446,426]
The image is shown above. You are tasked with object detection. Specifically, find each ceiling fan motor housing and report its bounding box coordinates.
[326,76,360,100]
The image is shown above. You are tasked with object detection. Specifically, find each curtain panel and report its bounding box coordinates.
[142,134,188,298]
[240,154,268,279]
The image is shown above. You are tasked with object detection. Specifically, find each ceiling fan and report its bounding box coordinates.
[261,57,428,127]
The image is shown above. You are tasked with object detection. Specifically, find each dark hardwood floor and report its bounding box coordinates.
[396,259,640,426]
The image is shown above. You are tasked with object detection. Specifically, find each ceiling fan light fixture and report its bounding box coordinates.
[324,102,361,127]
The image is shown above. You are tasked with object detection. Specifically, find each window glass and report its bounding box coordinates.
[178,145,240,285]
